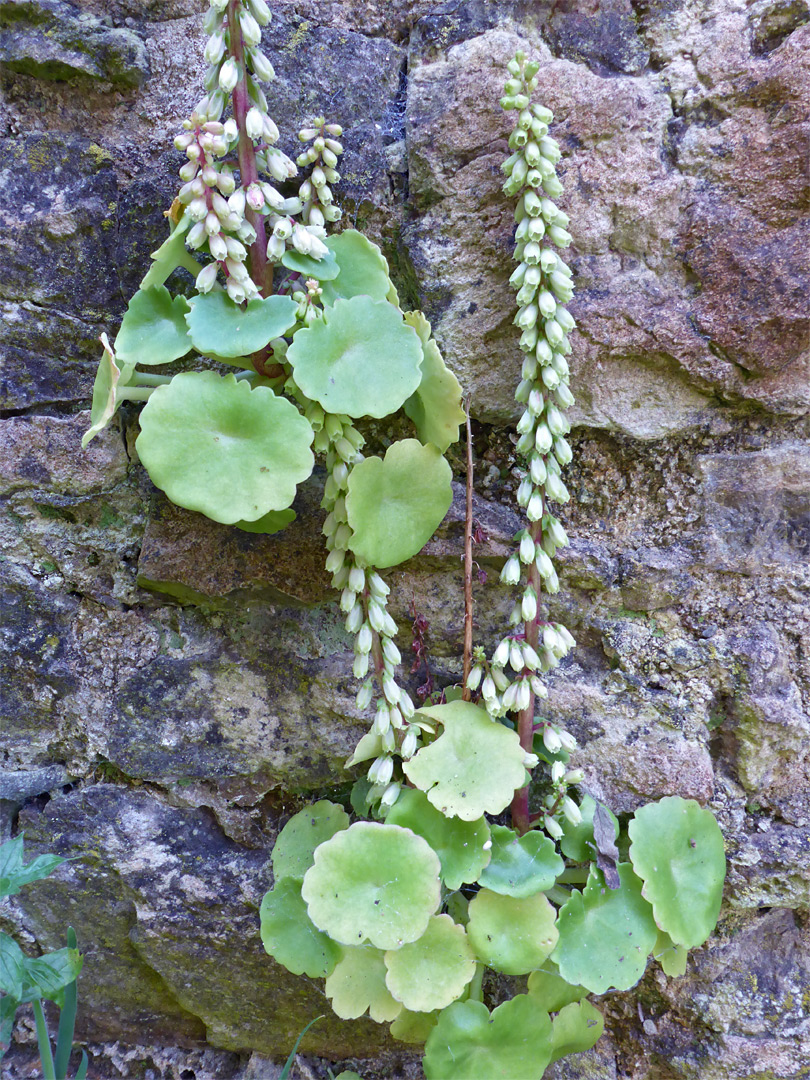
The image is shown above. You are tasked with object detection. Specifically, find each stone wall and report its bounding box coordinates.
[1,0,809,1077]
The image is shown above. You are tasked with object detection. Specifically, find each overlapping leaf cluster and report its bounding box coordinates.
[261,790,725,1078]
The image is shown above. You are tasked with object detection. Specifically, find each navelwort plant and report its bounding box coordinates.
[80,5,726,1074]
[258,52,727,1080]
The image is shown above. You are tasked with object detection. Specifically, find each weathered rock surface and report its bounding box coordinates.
[1,0,809,1077]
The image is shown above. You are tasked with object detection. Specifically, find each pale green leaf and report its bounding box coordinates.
[527,961,588,1013]
[19,947,82,1005]
[477,824,564,898]
[467,888,558,976]
[82,336,133,448]
[325,945,402,1023]
[260,878,341,978]
[345,439,452,569]
[653,928,689,977]
[384,915,476,1012]
[138,211,198,291]
[233,508,296,534]
[272,801,350,883]
[139,212,199,290]
[0,836,64,899]
[136,371,314,525]
[320,230,392,304]
[390,1007,439,1045]
[549,1000,604,1063]
[185,292,299,358]
[301,822,441,950]
[385,788,491,890]
[286,296,423,418]
[423,996,553,1080]
[114,286,191,367]
[552,864,658,994]
[346,732,383,769]
[0,933,25,1000]
[560,794,619,863]
[402,701,527,821]
[628,796,726,949]
[281,248,340,280]
[402,311,465,453]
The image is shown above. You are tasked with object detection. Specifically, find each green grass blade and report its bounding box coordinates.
[54,946,78,1078]
[32,998,56,1080]
[279,1016,324,1080]
[74,1048,89,1080]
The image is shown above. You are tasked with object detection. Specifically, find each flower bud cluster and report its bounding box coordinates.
[466,621,575,721]
[175,111,261,303]
[316,411,419,811]
[175,0,328,298]
[296,117,344,230]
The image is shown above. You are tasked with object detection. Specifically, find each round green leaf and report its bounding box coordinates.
[281,248,340,280]
[114,286,191,367]
[333,1074,363,1080]
[325,945,402,1023]
[259,878,341,978]
[185,291,299,358]
[527,962,589,1013]
[552,864,658,994]
[136,371,314,525]
[286,296,423,418]
[402,311,465,453]
[82,335,133,447]
[345,439,452,568]
[402,701,528,821]
[560,794,619,863]
[385,788,491,890]
[653,928,689,977]
[423,996,553,1080]
[301,822,441,950]
[467,888,558,976]
[384,915,476,1012]
[477,824,564,898]
[549,1000,604,1064]
[233,508,296,534]
[272,800,350,883]
[628,796,726,949]
[390,1007,439,1045]
[320,230,392,304]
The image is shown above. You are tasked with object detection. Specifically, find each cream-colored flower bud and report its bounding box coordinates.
[249,47,275,82]
[218,58,238,93]
[245,106,263,141]
[178,160,199,183]
[204,31,226,65]
[248,0,272,25]
[195,262,218,293]
[188,197,208,221]
[239,9,262,46]
[208,232,227,261]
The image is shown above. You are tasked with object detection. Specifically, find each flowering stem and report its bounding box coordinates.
[462,400,474,701]
[226,0,269,293]
[512,516,543,835]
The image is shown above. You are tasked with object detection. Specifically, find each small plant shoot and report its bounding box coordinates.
[77,6,727,1074]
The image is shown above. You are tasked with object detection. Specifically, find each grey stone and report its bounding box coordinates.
[0,0,149,86]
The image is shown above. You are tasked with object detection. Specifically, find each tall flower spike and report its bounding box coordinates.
[491,52,581,836]
[317,414,421,809]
